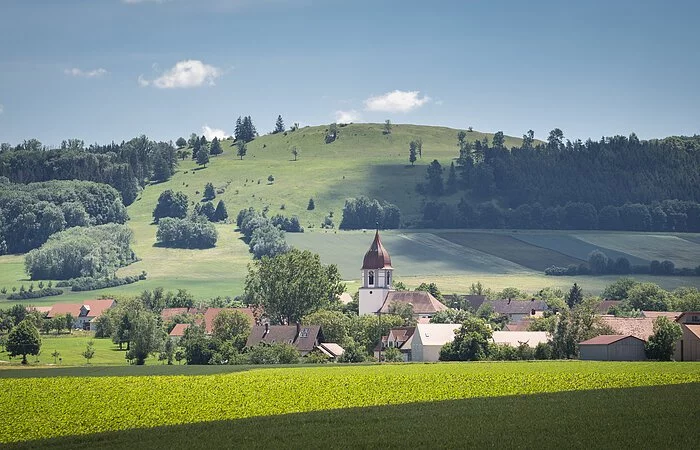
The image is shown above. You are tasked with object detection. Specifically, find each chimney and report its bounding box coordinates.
[263,322,269,338]
[296,322,301,338]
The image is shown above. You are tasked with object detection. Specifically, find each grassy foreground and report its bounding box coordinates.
[1,362,699,446]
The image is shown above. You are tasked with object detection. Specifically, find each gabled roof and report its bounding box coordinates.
[245,325,323,352]
[684,324,700,339]
[379,291,448,315]
[47,299,115,319]
[362,230,393,270]
[414,324,459,346]
[388,327,415,345]
[675,312,700,324]
[579,335,644,345]
[169,323,191,337]
[601,317,655,341]
[597,300,622,314]
[487,299,547,315]
[161,307,201,321]
[491,331,549,347]
[642,311,682,320]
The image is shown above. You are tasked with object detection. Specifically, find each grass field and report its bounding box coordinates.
[0,333,158,367]
[0,123,699,307]
[1,362,698,448]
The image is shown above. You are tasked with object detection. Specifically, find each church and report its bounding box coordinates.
[358,230,448,320]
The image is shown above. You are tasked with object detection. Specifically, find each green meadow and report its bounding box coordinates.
[1,362,699,448]
[0,123,699,307]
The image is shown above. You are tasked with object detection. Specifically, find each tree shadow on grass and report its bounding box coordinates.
[7,382,699,449]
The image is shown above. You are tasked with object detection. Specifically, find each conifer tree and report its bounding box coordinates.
[236,141,247,160]
[203,182,216,200]
[446,162,458,194]
[214,200,228,222]
[409,141,417,166]
[209,137,223,155]
[196,146,210,168]
[274,115,285,134]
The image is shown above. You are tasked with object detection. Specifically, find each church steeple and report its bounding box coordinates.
[359,230,394,315]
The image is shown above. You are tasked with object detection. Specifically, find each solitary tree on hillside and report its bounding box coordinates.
[214,200,228,222]
[236,141,247,160]
[176,137,187,148]
[383,119,392,135]
[291,146,299,161]
[409,141,417,166]
[6,319,41,364]
[209,137,223,155]
[274,115,285,134]
[416,138,423,158]
[153,190,189,222]
[203,182,216,201]
[307,198,315,210]
[196,146,210,168]
[82,340,95,364]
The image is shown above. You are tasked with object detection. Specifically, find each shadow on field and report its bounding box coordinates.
[8,383,699,449]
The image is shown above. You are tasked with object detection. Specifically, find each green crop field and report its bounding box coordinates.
[0,333,157,367]
[1,362,699,448]
[0,124,699,309]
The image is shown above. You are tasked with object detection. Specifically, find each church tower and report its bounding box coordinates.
[359,230,394,315]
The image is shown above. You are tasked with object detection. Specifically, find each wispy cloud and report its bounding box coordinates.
[202,125,228,140]
[364,90,430,113]
[335,110,361,123]
[64,68,109,78]
[138,60,223,88]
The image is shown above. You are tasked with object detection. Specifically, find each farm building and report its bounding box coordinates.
[677,312,700,361]
[600,317,655,341]
[358,231,448,320]
[579,335,647,361]
[375,327,415,361]
[245,323,324,356]
[491,331,548,348]
[46,299,115,331]
[410,324,460,362]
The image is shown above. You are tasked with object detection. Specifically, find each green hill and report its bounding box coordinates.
[1,123,699,304]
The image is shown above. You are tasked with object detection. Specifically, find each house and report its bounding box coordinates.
[491,331,548,348]
[600,317,656,341]
[315,343,345,360]
[169,323,191,340]
[245,323,324,356]
[410,324,460,362]
[485,299,548,322]
[162,307,257,336]
[676,312,700,361]
[358,230,448,320]
[579,335,647,361]
[47,299,116,331]
[374,327,415,361]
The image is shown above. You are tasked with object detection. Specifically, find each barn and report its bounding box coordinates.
[579,335,646,361]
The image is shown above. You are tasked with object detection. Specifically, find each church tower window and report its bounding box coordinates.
[368,271,375,285]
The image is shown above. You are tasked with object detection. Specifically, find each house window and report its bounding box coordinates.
[368,271,375,285]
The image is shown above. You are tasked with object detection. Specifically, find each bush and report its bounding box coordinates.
[339,196,401,230]
[7,288,63,300]
[247,343,299,365]
[70,273,146,292]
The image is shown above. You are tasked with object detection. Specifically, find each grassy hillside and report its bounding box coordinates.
[1,362,699,447]
[0,123,699,306]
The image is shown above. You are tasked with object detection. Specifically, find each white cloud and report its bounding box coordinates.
[64,68,108,78]
[202,125,228,140]
[139,60,223,89]
[334,110,361,123]
[363,90,430,113]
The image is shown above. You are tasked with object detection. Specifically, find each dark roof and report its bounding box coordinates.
[579,335,644,345]
[245,325,323,353]
[379,291,449,315]
[361,230,393,270]
[464,295,487,311]
[487,299,547,315]
[388,327,415,346]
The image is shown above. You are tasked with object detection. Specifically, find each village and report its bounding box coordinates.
[18,231,700,365]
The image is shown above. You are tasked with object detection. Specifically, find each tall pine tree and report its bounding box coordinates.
[274,115,285,134]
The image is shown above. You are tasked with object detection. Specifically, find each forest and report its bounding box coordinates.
[421,132,700,231]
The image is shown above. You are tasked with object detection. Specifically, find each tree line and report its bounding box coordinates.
[339,196,401,230]
[0,136,178,205]
[0,179,128,254]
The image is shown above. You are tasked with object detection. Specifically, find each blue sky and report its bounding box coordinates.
[1,0,699,145]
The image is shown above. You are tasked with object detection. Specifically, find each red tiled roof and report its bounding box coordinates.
[601,317,655,340]
[27,306,52,314]
[579,335,642,345]
[161,307,201,321]
[642,311,682,320]
[379,291,448,315]
[361,230,393,270]
[47,299,115,319]
[169,323,191,337]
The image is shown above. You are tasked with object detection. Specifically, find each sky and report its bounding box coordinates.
[1,0,699,146]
